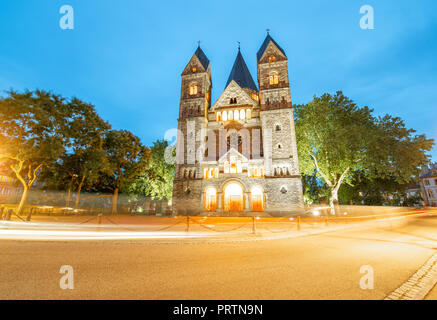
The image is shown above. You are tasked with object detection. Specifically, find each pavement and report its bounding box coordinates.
[1,213,437,299]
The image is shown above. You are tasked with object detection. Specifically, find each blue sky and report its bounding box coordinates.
[1,0,436,160]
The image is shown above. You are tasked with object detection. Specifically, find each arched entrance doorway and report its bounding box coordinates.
[251,187,264,212]
[204,187,217,212]
[224,182,244,212]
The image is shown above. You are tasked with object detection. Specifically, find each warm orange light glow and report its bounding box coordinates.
[224,183,243,212]
[189,84,198,95]
[269,55,276,62]
[217,112,221,121]
[251,187,264,212]
[204,187,217,212]
[269,73,279,85]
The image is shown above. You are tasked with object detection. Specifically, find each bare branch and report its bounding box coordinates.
[310,152,333,187]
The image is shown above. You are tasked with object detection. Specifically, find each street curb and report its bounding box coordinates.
[385,252,437,300]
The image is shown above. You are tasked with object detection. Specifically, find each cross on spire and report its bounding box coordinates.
[266,28,270,35]
[197,40,201,47]
[237,41,240,51]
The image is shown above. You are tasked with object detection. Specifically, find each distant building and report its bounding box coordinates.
[419,163,437,206]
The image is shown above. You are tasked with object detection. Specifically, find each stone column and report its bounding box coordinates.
[244,192,251,211]
[217,192,223,213]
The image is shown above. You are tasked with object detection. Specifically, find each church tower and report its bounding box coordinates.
[257,32,303,211]
[173,45,211,214]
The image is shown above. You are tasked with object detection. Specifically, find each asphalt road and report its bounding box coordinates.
[1,215,437,299]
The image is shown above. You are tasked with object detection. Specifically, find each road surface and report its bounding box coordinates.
[1,215,437,299]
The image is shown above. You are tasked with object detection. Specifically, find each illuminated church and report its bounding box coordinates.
[172,33,304,216]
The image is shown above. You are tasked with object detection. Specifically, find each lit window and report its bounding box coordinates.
[269,73,279,85]
[224,161,230,173]
[228,110,233,121]
[269,55,276,62]
[214,168,219,178]
[217,112,221,121]
[234,110,239,121]
[203,168,207,179]
[246,109,251,119]
[240,109,245,120]
[237,160,242,173]
[189,84,198,95]
[223,111,228,121]
[192,67,197,73]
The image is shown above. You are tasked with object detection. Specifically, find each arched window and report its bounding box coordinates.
[234,110,239,121]
[189,83,198,95]
[228,110,233,121]
[251,187,264,212]
[275,124,281,132]
[204,187,217,212]
[269,72,279,85]
[240,109,245,120]
[223,111,228,121]
[269,55,276,62]
[246,109,251,119]
[217,112,221,121]
[192,67,197,73]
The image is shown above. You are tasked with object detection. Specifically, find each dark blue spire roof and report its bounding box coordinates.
[194,46,210,70]
[256,34,287,62]
[225,50,258,91]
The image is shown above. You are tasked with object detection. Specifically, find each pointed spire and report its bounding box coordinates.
[256,32,287,62]
[193,45,210,70]
[225,49,258,91]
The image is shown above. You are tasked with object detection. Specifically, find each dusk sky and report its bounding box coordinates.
[1,0,436,160]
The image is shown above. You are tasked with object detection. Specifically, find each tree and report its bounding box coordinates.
[103,130,150,214]
[295,91,434,215]
[129,140,175,200]
[44,98,111,208]
[0,90,70,215]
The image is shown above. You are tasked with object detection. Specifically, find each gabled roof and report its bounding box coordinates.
[225,50,258,91]
[194,46,210,70]
[256,34,287,62]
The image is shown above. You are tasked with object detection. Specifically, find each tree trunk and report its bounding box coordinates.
[16,186,29,216]
[112,188,119,215]
[329,187,339,216]
[75,176,85,209]
[66,185,72,207]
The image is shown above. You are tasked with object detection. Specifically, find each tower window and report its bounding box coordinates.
[228,110,233,121]
[189,84,198,95]
[217,112,221,121]
[269,55,276,62]
[277,143,282,149]
[192,67,197,73]
[275,125,281,132]
[230,98,237,104]
[269,73,279,85]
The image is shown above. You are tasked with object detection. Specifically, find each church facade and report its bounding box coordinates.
[172,33,304,216]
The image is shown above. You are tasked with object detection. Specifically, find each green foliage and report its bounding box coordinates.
[102,130,150,192]
[295,91,434,212]
[43,98,111,192]
[0,90,73,213]
[129,139,175,200]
